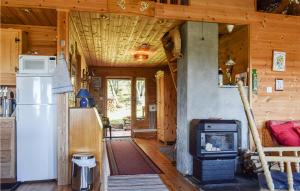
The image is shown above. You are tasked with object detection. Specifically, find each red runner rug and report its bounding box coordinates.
[106,139,162,175]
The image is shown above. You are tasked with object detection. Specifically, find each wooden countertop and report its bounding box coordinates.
[0,117,15,120]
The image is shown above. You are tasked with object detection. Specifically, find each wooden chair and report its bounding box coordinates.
[102,116,112,139]
[238,81,300,191]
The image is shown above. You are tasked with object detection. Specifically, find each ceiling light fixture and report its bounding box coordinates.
[225,56,236,66]
[133,43,150,61]
[226,24,235,33]
[134,53,149,61]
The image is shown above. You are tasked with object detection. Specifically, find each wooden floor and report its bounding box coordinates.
[11,138,198,191]
[134,138,199,191]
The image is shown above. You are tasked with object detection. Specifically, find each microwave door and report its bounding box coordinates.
[21,59,46,73]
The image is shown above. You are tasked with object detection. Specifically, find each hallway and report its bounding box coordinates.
[11,138,198,191]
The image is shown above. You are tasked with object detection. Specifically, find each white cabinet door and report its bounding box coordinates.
[17,104,57,181]
[16,76,56,105]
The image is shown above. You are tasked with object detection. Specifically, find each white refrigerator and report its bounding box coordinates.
[16,73,57,181]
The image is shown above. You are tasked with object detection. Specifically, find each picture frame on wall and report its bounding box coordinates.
[275,79,284,91]
[273,51,286,72]
[92,77,101,90]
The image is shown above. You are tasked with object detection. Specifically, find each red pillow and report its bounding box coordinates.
[269,122,300,146]
[294,126,300,137]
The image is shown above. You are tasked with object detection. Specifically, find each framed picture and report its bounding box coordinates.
[92,77,101,89]
[275,79,284,91]
[273,51,286,72]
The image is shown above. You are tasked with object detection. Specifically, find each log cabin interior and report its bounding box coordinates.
[0,0,300,191]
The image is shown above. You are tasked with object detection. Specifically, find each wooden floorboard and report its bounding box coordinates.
[12,138,198,191]
[134,138,199,191]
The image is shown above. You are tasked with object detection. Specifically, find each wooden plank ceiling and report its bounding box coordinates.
[1,6,57,26]
[70,12,182,67]
[257,0,300,15]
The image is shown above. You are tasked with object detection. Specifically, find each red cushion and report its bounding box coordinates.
[269,122,300,146]
[294,126,300,137]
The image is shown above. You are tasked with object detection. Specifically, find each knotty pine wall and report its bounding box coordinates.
[89,67,163,129]
[1,24,57,55]
[251,19,300,143]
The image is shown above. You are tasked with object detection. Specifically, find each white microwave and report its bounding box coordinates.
[19,55,56,74]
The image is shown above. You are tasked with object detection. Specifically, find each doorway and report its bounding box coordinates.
[106,78,132,137]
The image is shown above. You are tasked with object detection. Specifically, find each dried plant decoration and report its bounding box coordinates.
[117,0,126,10]
[140,1,150,12]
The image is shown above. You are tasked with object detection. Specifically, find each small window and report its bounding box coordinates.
[136,78,146,120]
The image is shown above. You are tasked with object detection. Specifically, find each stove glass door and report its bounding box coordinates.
[201,132,237,153]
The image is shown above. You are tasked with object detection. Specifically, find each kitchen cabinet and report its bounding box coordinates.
[0,28,27,85]
[0,117,16,182]
[156,71,177,143]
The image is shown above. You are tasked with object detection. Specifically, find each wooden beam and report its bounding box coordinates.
[2,0,300,23]
[1,0,108,12]
[272,0,290,13]
[0,0,154,16]
[56,9,70,186]
[154,3,300,25]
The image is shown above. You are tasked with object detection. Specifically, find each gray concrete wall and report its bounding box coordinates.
[177,21,249,175]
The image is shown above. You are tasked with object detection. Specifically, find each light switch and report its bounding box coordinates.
[266,87,272,93]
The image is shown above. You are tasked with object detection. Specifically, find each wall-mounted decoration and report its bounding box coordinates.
[273,51,286,72]
[140,1,150,12]
[117,0,126,10]
[252,69,258,93]
[275,78,284,91]
[92,77,101,90]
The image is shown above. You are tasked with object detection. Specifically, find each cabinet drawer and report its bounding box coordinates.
[0,150,11,163]
[0,73,16,86]
[0,127,13,140]
[0,120,15,129]
[0,139,12,150]
[1,162,14,178]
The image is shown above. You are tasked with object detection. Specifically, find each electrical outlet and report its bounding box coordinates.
[266,87,272,93]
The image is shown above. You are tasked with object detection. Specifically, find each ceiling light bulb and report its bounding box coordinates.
[226,24,235,33]
[134,54,148,61]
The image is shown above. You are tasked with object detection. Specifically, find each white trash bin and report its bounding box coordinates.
[71,153,96,191]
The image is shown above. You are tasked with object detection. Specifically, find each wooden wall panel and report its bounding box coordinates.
[89,67,162,129]
[69,18,88,95]
[190,0,255,11]
[69,108,103,166]
[219,25,249,85]
[1,24,57,55]
[251,19,300,136]
[1,7,57,26]
[1,0,108,12]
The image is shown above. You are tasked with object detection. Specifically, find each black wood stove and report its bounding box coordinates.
[189,119,241,184]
